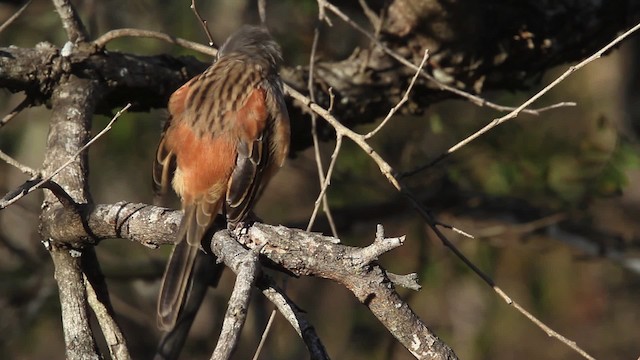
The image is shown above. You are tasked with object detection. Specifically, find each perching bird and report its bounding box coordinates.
[153,25,290,331]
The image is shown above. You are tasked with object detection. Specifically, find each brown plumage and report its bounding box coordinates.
[153,26,290,331]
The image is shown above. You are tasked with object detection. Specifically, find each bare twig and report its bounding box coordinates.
[306,21,338,236]
[84,253,131,360]
[0,148,38,177]
[355,224,405,265]
[364,49,429,139]
[401,21,640,179]
[94,28,216,56]
[0,104,131,210]
[315,0,331,26]
[190,0,216,47]
[435,220,474,239]
[256,279,330,360]
[476,213,568,238]
[209,230,331,360]
[210,247,262,360]
[258,0,267,25]
[357,0,380,29]
[0,0,32,35]
[247,224,457,359]
[307,135,342,230]
[0,97,32,129]
[52,0,89,43]
[252,308,276,360]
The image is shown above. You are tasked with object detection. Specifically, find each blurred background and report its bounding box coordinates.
[1,1,639,359]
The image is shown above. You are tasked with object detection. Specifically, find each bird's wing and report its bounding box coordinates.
[225,85,272,226]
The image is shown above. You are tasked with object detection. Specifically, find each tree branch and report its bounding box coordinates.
[210,245,261,360]
[50,249,100,360]
[52,0,89,43]
[243,224,457,360]
[39,70,101,358]
[82,201,453,359]
[83,248,131,360]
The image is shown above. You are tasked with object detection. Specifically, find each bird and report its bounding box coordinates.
[152,25,290,332]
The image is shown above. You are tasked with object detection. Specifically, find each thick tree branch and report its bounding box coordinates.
[243,224,457,360]
[40,74,102,359]
[210,246,261,360]
[50,249,100,360]
[0,44,207,114]
[88,202,331,358]
[81,202,456,359]
[52,0,89,43]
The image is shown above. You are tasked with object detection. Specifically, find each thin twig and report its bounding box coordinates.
[258,0,267,25]
[0,0,32,34]
[401,21,640,179]
[94,28,216,56]
[0,97,32,129]
[364,49,429,139]
[357,0,380,29]
[307,135,342,231]
[0,149,38,177]
[190,0,216,47]
[315,0,331,26]
[476,213,567,238]
[252,309,276,360]
[305,22,339,236]
[0,104,131,210]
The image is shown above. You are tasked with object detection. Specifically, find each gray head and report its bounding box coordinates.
[218,25,283,71]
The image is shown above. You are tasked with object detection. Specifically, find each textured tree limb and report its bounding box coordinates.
[210,231,331,360]
[243,224,457,360]
[83,248,131,360]
[83,201,451,359]
[210,245,261,360]
[52,0,89,43]
[50,249,100,360]
[255,277,330,360]
[86,202,331,358]
[0,44,207,115]
[40,74,102,359]
[89,202,328,358]
[36,4,122,352]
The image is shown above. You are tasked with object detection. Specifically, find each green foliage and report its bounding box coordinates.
[447,112,635,208]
